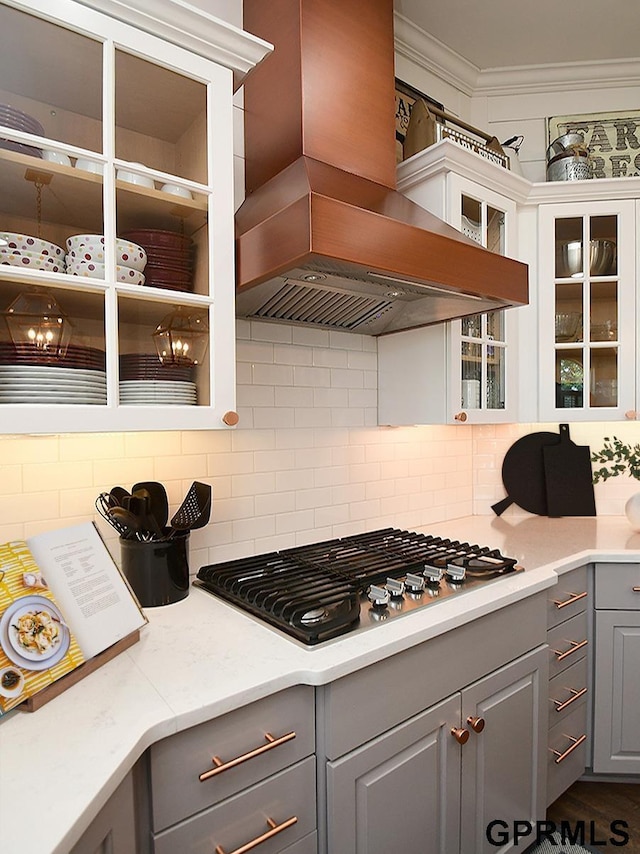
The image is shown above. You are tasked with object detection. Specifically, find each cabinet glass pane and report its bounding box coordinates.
[590,281,617,341]
[461,196,482,244]
[556,350,583,408]
[0,5,103,155]
[0,283,106,405]
[115,51,207,184]
[462,315,482,337]
[118,296,209,407]
[487,207,505,255]
[555,281,583,343]
[461,342,481,408]
[487,345,505,409]
[486,310,504,342]
[555,217,583,277]
[591,347,617,407]
[590,215,617,276]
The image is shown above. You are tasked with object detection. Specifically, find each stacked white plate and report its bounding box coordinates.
[119,379,197,406]
[0,365,107,405]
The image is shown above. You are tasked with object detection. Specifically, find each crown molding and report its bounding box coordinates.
[394,13,479,97]
[394,11,640,98]
[74,0,273,88]
[475,58,640,96]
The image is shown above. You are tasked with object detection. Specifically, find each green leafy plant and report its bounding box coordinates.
[591,436,640,483]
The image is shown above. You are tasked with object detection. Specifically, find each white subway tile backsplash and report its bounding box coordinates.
[6,316,637,565]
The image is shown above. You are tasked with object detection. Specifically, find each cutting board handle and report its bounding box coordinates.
[559,423,571,443]
[491,496,514,516]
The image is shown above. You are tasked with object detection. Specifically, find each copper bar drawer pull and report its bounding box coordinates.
[633,587,640,592]
[553,687,588,713]
[215,816,298,854]
[198,731,296,782]
[552,734,587,764]
[553,591,587,609]
[553,639,588,662]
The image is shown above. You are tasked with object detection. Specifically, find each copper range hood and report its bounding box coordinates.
[235,0,528,336]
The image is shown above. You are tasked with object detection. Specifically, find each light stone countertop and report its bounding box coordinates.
[2,514,640,854]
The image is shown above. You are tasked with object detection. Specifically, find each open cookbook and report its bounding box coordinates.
[0,522,147,715]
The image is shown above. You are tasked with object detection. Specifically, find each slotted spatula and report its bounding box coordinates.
[168,481,211,538]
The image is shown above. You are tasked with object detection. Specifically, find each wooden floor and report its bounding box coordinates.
[547,780,640,852]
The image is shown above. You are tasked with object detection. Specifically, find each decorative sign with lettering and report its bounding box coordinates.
[548,110,640,178]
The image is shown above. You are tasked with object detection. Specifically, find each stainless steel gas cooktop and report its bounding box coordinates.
[195,528,523,645]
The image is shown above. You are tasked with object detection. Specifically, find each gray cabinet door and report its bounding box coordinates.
[70,771,136,854]
[593,610,640,773]
[460,646,548,854]
[326,693,461,854]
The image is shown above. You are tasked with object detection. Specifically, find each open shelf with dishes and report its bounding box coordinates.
[0,0,268,432]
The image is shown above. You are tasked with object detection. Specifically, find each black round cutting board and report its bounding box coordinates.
[491,431,561,516]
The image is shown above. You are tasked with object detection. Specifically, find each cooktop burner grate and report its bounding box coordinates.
[195,528,522,644]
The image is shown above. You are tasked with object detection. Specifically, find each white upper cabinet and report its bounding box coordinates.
[379,140,527,425]
[537,197,636,422]
[0,0,270,433]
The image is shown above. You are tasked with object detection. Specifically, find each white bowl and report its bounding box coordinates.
[117,168,155,189]
[74,158,104,175]
[66,259,145,285]
[160,183,193,200]
[0,250,65,273]
[42,149,72,166]
[66,235,147,272]
[0,666,25,699]
[0,232,65,258]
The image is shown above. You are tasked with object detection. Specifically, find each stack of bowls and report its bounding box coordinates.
[120,229,194,292]
[119,353,197,406]
[66,234,147,285]
[0,104,44,158]
[0,232,66,273]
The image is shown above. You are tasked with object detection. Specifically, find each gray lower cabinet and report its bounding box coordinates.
[70,770,137,854]
[319,595,548,854]
[593,562,640,773]
[147,685,317,853]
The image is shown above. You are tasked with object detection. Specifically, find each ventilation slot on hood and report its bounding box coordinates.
[252,282,393,330]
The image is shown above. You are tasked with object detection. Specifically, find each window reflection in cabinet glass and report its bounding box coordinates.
[487,206,505,255]
[555,351,583,408]
[0,5,102,155]
[115,51,207,184]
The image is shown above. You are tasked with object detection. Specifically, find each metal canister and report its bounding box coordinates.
[546,149,591,182]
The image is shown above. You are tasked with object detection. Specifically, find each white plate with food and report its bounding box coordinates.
[0,596,70,670]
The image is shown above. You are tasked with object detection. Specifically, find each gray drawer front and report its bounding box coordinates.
[547,566,589,630]
[153,757,316,854]
[548,611,588,680]
[594,563,640,609]
[547,704,588,807]
[150,686,314,832]
[319,593,546,759]
[547,656,588,729]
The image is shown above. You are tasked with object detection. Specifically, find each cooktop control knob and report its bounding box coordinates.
[367,584,390,609]
[405,572,425,593]
[423,565,443,585]
[445,561,466,582]
[386,577,405,598]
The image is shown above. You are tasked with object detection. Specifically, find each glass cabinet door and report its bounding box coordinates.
[539,200,635,421]
[450,180,515,421]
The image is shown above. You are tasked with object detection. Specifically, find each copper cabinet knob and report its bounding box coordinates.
[222,410,239,426]
[451,726,470,744]
[454,412,468,422]
[467,716,485,733]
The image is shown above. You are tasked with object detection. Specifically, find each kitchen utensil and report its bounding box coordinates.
[132,481,169,530]
[542,424,596,517]
[127,489,163,539]
[95,493,131,537]
[108,505,144,540]
[491,431,561,516]
[558,239,616,277]
[110,486,130,506]
[168,481,211,537]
